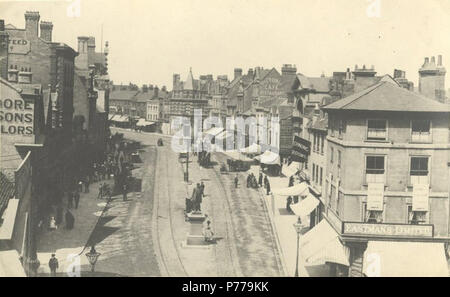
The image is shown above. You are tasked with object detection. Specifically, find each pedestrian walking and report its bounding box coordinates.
[246,174,251,188]
[67,192,74,209]
[200,181,205,199]
[85,176,90,193]
[258,173,263,188]
[48,254,59,277]
[122,183,128,201]
[97,183,104,199]
[73,191,80,209]
[234,175,239,188]
[266,180,271,195]
[65,210,75,230]
[264,175,269,189]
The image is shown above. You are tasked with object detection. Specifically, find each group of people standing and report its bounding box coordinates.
[244,172,271,195]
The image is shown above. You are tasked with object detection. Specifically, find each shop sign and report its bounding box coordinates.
[343,222,433,238]
[8,38,31,55]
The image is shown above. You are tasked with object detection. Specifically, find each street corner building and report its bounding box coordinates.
[0,11,111,276]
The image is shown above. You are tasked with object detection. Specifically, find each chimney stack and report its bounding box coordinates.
[0,19,8,80]
[248,68,254,78]
[234,68,242,80]
[438,55,443,66]
[25,11,40,38]
[39,21,53,42]
[281,64,297,76]
[425,57,430,64]
[431,56,436,65]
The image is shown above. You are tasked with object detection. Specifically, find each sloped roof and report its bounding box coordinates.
[109,90,139,101]
[184,69,195,90]
[323,81,450,112]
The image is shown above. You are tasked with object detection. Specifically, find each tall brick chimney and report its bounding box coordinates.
[234,68,242,80]
[281,64,297,77]
[87,36,96,66]
[39,21,53,42]
[0,19,8,80]
[75,36,89,70]
[25,11,40,38]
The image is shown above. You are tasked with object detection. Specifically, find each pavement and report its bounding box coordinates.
[36,179,115,276]
[254,168,331,277]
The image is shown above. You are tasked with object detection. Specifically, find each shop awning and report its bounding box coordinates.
[203,127,224,137]
[111,115,129,123]
[282,161,301,177]
[222,150,253,162]
[255,150,280,165]
[136,119,156,127]
[108,113,115,120]
[215,130,233,141]
[301,219,350,266]
[240,143,262,155]
[272,182,309,196]
[290,193,319,217]
[363,241,449,277]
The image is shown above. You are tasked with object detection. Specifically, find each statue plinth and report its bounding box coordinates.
[186,212,207,246]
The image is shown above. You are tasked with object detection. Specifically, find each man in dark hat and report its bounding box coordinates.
[48,254,59,277]
[258,172,263,188]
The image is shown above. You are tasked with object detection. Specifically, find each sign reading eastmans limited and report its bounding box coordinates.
[343,222,433,238]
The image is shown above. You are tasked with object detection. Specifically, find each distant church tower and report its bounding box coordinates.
[418,55,446,102]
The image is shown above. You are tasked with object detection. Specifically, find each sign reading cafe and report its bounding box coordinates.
[0,98,34,135]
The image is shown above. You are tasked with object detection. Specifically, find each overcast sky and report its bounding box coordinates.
[1,0,450,90]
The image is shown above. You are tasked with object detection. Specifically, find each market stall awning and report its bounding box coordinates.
[291,193,319,217]
[272,182,309,196]
[282,161,301,177]
[215,130,234,141]
[111,115,129,123]
[203,127,224,137]
[254,150,280,165]
[222,150,253,162]
[240,143,262,155]
[301,219,350,266]
[362,241,448,277]
[108,113,115,120]
[136,119,156,127]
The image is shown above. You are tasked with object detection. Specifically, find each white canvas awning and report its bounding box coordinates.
[255,150,280,165]
[203,127,224,137]
[272,182,309,196]
[301,219,350,266]
[215,130,234,141]
[222,150,253,162]
[290,193,320,217]
[240,143,262,155]
[136,119,156,127]
[282,161,301,177]
[363,241,449,277]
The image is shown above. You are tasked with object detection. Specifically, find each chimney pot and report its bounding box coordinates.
[0,20,4,31]
[40,21,53,42]
[431,56,436,64]
[438,55,443,66]
[425,57,430,64]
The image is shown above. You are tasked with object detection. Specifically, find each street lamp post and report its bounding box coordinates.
[293,216,303,277]
[85,246,101,273]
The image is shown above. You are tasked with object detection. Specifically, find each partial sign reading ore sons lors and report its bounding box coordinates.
[0,98,34,135]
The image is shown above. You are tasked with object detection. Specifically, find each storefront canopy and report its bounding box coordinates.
[254,150,280,165]
[301,219,350,266]
[290,193,319,217]
[215,130,234,141]
[272,182,309,196]
[136,119,156,127]
[222,150,253,162]
[240,143,262,155]
[111,115,129,123]
[203,127,224,137]
[282,161,301,177]
[363,241,449,277]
